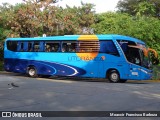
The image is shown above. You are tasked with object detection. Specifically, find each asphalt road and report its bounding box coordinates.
[0,73,160,120]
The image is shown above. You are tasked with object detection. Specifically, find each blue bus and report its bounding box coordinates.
[4,34,159,83]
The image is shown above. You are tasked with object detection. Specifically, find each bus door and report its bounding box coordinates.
[99,40,120,78]
[126,47,142,80]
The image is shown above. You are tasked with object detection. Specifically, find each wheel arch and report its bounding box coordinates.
[27,65,36,72]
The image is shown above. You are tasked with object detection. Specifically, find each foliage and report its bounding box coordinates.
[92,12,160,61]
[135,1,156,17]
[116,0,160,64]
[0,0,159,66]
[0,1,96,38]
[0,1,63,37]
[117,0,160,18]
[153,65,160,80]
[61,2,96,35]
[92,12,133,35]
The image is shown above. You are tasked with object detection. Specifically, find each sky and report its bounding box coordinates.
[0,0,120,13]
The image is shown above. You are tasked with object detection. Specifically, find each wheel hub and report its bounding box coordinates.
[29,69,35,76]
[111,73,118,81]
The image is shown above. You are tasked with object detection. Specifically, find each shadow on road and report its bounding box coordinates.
[0,72,154,84]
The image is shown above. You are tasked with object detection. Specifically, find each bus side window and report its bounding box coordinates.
[62,42,76,52]
[16,42,27,52]
[17,42,24,52]
[45,44,51,52]
[62,44,67,52]
[17,42,21,51]
[23,42,28,52]
[40,42,45,52]
[45,42,60,52]
[78,41,100,53]
[52,43,60,52]
[34,42,40,52]
[28,42,33,52]
[7,41,17,51]
[100,41,119,56]
[20,42,24,51]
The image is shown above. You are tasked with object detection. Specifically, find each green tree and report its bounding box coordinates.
[92,12,160,60]
[117,0,160,18]
[76,2,96,34]
[0,1,96,37]
[0,3,14,39]
[135,1,156,17]
[0,0,63,37]
[117,0,140,15]
[92,12,133,35]
[61,2,96,35]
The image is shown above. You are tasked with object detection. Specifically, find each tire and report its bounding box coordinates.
[108,70,120,83]
[39,75,51,78]
[119,79,127,83]
[27,66,38,78]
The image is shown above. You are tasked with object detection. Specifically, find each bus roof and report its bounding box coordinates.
[6,34,145,44]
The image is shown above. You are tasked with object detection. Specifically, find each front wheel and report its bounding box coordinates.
[108,70,120,83]
[27,66,38,77]
[119,79,127,83]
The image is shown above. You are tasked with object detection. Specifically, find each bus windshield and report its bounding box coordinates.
[118,40,159,69]
[127,45,158,69]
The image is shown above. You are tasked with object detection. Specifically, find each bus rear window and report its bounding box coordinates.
[7,41,17,51]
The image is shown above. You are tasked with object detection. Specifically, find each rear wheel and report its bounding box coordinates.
[39,75,51,78]
[108,70,120,83]
[27,66,38,77]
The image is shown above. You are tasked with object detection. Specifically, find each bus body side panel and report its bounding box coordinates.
[128,63,152,80]
[98,53,130,80]
[141,68,152,80]
[97,39,131,80]
[4,58,28,73]
[4,58,87,76]
[4,42,131,79]
[4,51,99,77]
[4,34,153,80]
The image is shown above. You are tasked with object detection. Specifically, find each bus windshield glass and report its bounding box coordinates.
[128,45,152,69]
[117,40,158,69]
